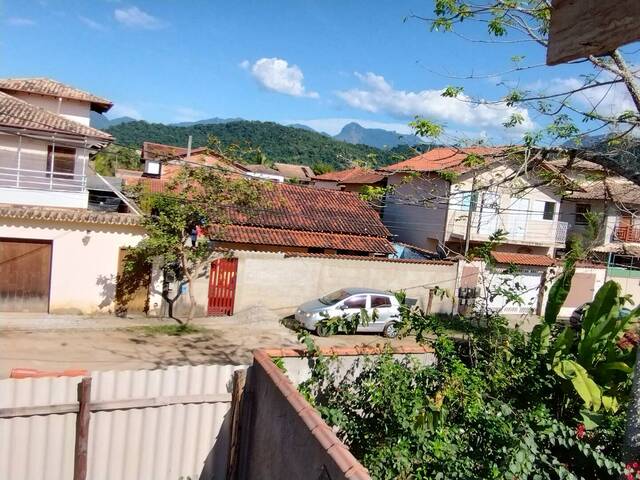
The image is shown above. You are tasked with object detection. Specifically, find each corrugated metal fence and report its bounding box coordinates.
[0,364,246,480]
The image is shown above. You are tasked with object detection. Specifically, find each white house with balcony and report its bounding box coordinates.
[0,78,157,315]
[382,147,568,257]
[0,77,114,209]
[381,147,574,319]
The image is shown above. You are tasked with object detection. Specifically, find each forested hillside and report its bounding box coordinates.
[105,120,415,168]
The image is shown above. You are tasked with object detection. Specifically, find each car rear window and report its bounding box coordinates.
[343,295,367,309]
[371,295,392,308]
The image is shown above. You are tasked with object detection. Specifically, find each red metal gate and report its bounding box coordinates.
[207,258,238,316]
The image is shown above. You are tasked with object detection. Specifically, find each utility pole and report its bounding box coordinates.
[186,135,192,160]
[463,173,478,256]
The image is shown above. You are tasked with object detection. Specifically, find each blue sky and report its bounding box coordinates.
[2,1,634,143]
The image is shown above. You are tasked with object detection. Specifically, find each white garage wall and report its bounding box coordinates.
[0,218,147,314]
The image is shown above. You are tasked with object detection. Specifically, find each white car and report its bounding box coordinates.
[295,288,403,337]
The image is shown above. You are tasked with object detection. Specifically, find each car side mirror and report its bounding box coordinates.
[338,304,347,310]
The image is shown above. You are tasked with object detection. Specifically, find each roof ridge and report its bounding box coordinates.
[0,91,112,139]
[0,77,112,107]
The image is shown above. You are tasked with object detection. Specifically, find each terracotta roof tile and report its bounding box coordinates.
[0,78,112,112]
[0,91,112,141]
[273,163,315,180]
[384,147,506,174]
[315,167,386,184]
[229,183,391,237]
[567,178,640,204]
[211,225,394,254]
[0,204,141,226]
[491,251,554,267]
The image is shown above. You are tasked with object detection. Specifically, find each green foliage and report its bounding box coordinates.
[409,117,444,138]
[105,120,412,169]
[298,317,628,479]
[359,185,391,206]
[441,85,464,98]
[134,323,203,336]
[438,169,459,183]
[91,144,141,176]
[311,161,334,175]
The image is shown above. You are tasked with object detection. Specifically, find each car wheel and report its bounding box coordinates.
[316,324,331,337]
[383,322,399,338]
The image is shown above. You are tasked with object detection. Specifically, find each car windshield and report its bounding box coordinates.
[319,289,351,305]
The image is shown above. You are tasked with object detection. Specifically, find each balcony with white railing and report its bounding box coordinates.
[446,210,568,247]
[0,166,89,209]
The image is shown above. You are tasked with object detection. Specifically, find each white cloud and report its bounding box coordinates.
[525,74,638,122]
[108,103,142,120]
[337,72,535,132]
[79,15,107,31]
[7,17,36,26]
[173,106,207,123]
[114,6,165,29]
[246,57,318,98]
[239,60,250,70]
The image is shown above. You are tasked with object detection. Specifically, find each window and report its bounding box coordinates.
[319,289,351,305]
[371,295,392,308]
[532,200,556,220]
[543,202,556,220]
[144,159,161,176]
[343,295,367,309]
[576,203,591,225]
[46,146,76,178]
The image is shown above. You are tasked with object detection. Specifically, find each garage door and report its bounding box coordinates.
[0,239,52,312]
[488,269,543,315]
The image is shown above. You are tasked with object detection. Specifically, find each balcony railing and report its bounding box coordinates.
[0,166,86,193]
[556,221,569,244]
[615,225,640,243]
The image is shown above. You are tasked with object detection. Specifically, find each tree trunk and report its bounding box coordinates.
[623,347,640,462]
[180,250,197,325]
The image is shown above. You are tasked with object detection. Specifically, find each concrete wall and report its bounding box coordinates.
[383,173,449,250]
[609,267,640,306]
[0,218,147,314]
[174,250,458,317]
[238,351,371,480]
[11,92,92,125]
[557,266,607,318]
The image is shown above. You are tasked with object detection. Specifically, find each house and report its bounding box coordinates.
[242,163,286,182]
[138,141,247,178]
[0,78,152,314]
[313,167,387,192]
[551,157,640,305]
[271,162,315,183]
[382,147,568,258]
[209,182,395,256]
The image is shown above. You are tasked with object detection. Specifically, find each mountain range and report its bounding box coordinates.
[333,122,423,149]
[101,119,416,169]
[91,113,422,150]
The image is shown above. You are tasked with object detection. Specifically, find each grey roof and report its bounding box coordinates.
[86,175,122,192]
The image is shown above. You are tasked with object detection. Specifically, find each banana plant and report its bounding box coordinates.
[544,279,639,414]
